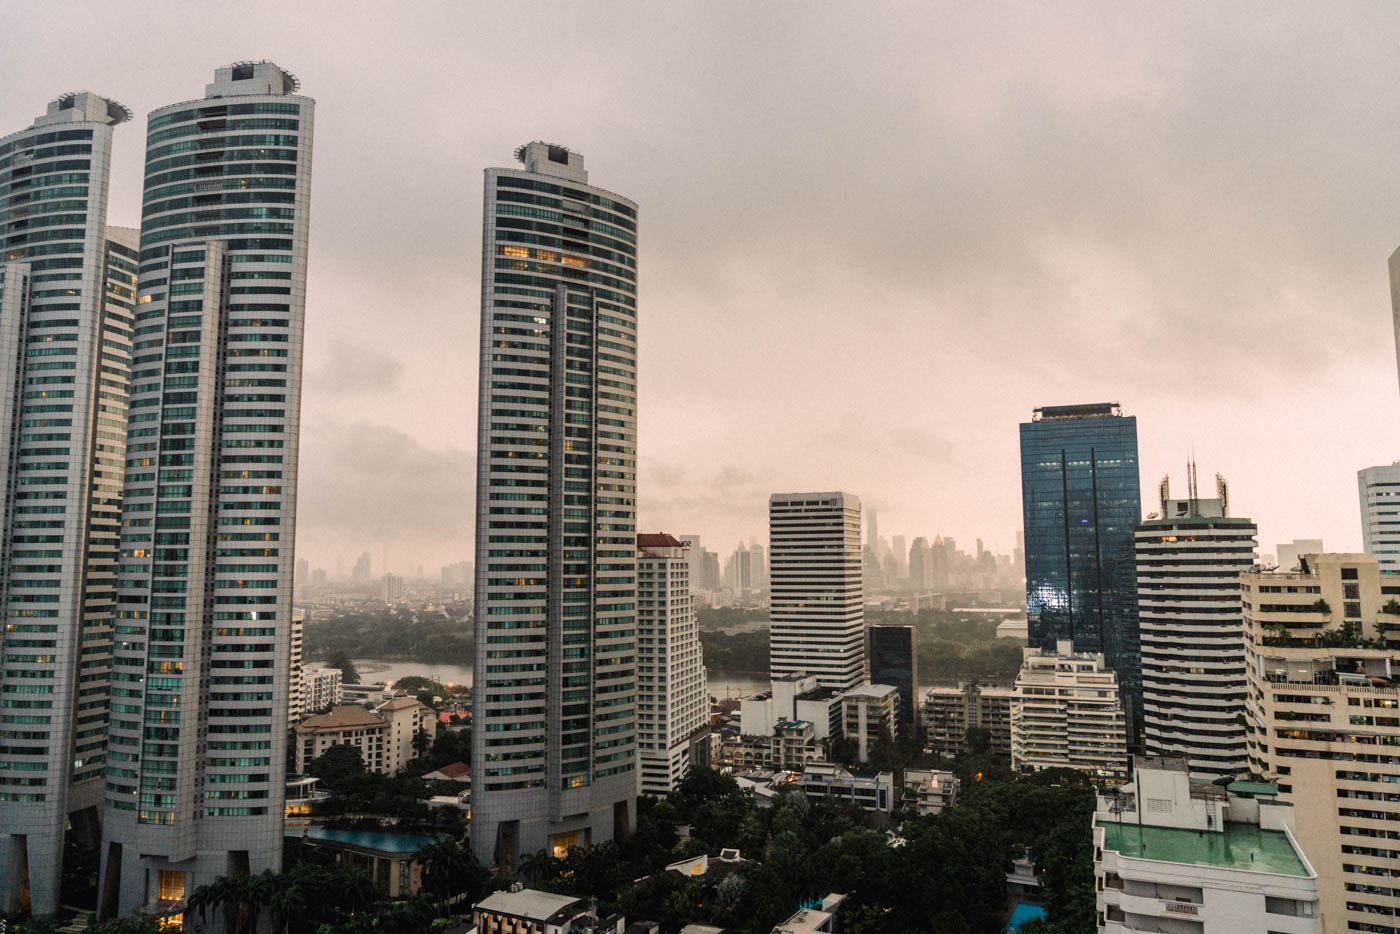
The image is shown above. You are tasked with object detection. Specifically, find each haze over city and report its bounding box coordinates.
[4,1,1399,571]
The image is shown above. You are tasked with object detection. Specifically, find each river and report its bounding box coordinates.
[352,659,769,698]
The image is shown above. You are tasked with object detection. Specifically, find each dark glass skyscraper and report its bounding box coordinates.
[868,624,918,728]
[1019,403,1142,728]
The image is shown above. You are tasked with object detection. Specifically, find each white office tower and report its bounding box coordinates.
[769,492,865,690]
[0,94,134,917]
[1093,756,1320,934]
[1011,640,1128,776]
[1136,470,1257,778]
[381,572,404,603]
[635,534,709,796]
[1358,462,1400,574]
[472,142,638,870]
[99,63,313,923]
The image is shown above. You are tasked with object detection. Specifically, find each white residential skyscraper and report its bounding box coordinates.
[99,62,314,924]
[472,142,638,870]
[1136,470,1257,778]
[0,93,134,917]
[635,534,708,796]
[1358,462,1400,574]
[769,492,865,690]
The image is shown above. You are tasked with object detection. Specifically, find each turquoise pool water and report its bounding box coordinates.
[296,826,437,853]
[1005,902,1046,932]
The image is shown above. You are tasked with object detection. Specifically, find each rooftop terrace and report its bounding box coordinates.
[1098,820,1309,877]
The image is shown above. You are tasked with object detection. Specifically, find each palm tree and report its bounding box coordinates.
[417,837,470,916]
[412,726,432,759]
[517,848,553,884]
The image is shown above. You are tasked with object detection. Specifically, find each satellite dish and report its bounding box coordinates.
[1146,512,1159,520]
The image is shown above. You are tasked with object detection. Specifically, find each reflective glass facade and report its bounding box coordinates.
[868,624,918,728]
[1019,403,1142,727]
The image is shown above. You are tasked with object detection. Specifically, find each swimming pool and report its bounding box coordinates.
[1005,902,1046,932]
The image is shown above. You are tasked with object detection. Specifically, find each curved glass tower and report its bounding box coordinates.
[99,62,313,924]
[473,142,638,869]
[0,92,133,917]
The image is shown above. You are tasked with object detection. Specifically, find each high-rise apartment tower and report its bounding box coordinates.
[635,534,708,796]
[1135,469,1257,777]
[769,492,865,690]
[1019,403,1142,733]
[472,142,638,869]
[1241,554,1400,933]
[98,62,314,923]
[0,93,134,917]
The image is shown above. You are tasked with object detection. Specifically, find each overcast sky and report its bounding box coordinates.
[5,2,1399,574]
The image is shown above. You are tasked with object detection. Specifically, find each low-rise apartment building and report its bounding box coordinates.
[923,682,1014,760]
[1094,755,1320,933]
[1011,641,1128,776]
[840,683,898,762]
[796,763,896,813]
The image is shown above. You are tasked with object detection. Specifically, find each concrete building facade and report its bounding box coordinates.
[636,534,709,796]
[1093,756,1320,934]
[0,92,134,917]
[768,492,865,691]
[471,142,639,870]
[1241,554,1400,934]
[1011,641,1128,775]
[840,683,898,763]
[923,682,1015,760]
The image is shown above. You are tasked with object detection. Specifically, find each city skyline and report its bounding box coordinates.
[4,3,1399,571]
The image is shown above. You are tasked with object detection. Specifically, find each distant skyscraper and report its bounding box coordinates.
[352,550,372,582]
[100,62,314,922]
[1358,463,1400,574]
[702,550,720,592]
[635,534,709,796]
[1275,539,1323,572]
[381,573,404,603]
[1019,403,1142,731]
[769,492,865,690]
[1136,468,1257,778]
[908,537,930,590]
[727,544,753,591]
[749,541,767,593]
[0,92,134,917]
[472,142,638,870]
[678,533,704,594]
[868,625,918,728]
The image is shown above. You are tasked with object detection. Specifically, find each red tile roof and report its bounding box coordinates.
[637,533,683,548]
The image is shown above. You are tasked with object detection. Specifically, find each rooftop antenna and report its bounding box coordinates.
[1186,451,1199,515]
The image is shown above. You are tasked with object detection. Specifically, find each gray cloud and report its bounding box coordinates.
[313,339,406,394]
[7,1,1399,566]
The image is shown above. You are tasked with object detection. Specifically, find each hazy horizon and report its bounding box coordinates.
[6,2,1399,573]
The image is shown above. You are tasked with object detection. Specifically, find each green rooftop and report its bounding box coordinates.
[1227,781,1280,797]
[1099,820,1310,877]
